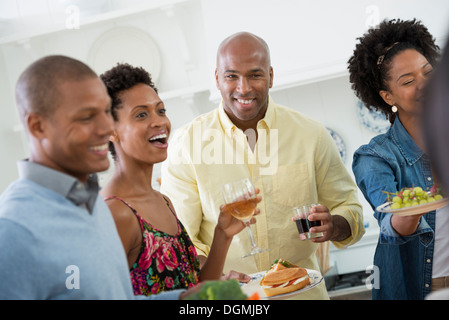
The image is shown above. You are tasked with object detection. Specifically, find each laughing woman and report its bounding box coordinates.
[100,63,254,296]
[348,19,443,299]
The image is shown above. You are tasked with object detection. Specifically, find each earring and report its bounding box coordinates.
[109,131,118,142]
[391,105,398,113]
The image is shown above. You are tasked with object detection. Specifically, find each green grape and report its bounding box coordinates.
[392,196,402,204]
[383,185,445,210]
[391,203,402,209]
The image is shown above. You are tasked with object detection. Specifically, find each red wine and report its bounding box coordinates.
[295,218,321,234]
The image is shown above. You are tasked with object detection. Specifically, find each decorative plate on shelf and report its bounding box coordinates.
[326,127,346,164]
[356,100,390,134]
[88,26,161,80]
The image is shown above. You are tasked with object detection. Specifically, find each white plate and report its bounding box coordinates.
[376,197,449,216]
[88,26,161,80]
[240,268,323,300]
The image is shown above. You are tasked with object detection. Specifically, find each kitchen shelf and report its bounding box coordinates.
[0,0,189,45]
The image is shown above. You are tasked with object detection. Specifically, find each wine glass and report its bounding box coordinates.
[222,177,269,258]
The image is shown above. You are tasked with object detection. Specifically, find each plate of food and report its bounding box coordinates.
[376,186,448,216]
[240,259,323,300]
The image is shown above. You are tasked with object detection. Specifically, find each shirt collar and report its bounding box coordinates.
[218,95,275,133]
[17,160,99,214]
[390,117,425,165]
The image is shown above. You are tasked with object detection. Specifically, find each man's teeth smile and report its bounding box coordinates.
[237,99,254,105]
[89,143,108,152]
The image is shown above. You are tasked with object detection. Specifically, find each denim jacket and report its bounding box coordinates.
[353,117,435,300]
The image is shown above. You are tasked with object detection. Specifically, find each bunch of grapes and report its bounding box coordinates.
[384,185,444,210]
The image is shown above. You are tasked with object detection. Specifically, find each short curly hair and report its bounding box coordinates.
[100,63,158,159]
[348,19,439,124]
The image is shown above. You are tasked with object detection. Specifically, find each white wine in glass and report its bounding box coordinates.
[222,177,269,258]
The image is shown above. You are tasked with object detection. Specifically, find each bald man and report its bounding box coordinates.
[0,55,189,300]
[161,32,365,299]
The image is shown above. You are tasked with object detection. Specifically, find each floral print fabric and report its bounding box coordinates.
[105,196,200,296]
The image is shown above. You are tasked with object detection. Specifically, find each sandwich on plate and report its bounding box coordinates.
[259,259,310,297]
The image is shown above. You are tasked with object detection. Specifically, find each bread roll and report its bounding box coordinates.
[260,266,310,297]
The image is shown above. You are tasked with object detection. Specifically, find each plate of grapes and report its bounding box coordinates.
[376,185,448,216]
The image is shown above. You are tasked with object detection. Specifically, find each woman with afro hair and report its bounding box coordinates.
[349,19,444,299]
[99,63,255,297]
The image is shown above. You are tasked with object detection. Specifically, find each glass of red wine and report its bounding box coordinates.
[292,204,324,240]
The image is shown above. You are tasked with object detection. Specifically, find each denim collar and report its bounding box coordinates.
[390,117,425,166]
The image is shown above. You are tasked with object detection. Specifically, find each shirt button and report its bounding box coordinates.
[427,259,431,263]
[427,177,432,181]
[425,283,430,288]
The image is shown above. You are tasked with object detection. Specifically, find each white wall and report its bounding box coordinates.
[0,48,28,191]
[202,0,449,98]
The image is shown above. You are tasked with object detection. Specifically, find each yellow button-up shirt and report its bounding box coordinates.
[161,96,364,299]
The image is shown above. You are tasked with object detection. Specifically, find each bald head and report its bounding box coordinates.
[214,32,273,131]
[216,32,271,67]
[15,55,97,124]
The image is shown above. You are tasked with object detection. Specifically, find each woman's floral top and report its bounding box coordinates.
[104,196,200,296]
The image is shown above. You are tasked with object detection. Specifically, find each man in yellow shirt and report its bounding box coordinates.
[161,32,364,299]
